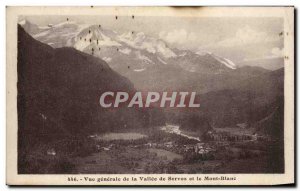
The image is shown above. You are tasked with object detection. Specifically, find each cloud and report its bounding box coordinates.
[215,25,280,48]
[159,29,197,46]
[271,47,284,57]
[242,47,284,62]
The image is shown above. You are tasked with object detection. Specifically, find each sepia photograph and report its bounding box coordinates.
[6,6,294,185]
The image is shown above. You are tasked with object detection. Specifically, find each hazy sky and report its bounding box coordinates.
[23,15,284,63]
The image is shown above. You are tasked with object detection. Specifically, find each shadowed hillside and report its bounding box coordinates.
[17,25,165,173]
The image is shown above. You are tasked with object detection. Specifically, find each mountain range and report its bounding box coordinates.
[18,20,284,139]
[20,19,236,73]
[20,20,244,92]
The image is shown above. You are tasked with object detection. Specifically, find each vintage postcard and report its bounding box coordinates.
[6,6,294,185]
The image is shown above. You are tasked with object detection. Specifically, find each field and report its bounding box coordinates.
[214,127,255,135]
[95,132,148,141]
[148,148,183,161]
[73,146,183,174]
[19,128,283,174]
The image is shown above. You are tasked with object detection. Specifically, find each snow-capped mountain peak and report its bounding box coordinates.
[118,31,177,58]
[212,54,236,70]
[196,51,236,69]
[22,20,236,74]
[73,25,121,51]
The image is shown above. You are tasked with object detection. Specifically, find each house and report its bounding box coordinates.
[252,133,258,141]
[196,143,205,148]
[198,148,206,154]
[96,145,101,151]
[88,134,97,138]
[46,148,56,156]
[164,142,173,148]
[236,123,247,129]
[145,142,157,148]
[102,147,110,151]
[184,145,194,152]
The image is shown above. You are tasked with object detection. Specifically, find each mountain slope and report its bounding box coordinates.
[238,57,284,71]
[161,67,284,140]
[19,19,48,35]
[253,101,284,138]
[180,68,284,134]
[17,25,156,146]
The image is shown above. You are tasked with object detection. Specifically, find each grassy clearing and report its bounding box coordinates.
[73,146,183,174]
[214,127,255,135]
[95,133,148,141]
[148,148,183,161]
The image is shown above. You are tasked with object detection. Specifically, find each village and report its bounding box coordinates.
[45,123,273,167]
[41,123,277,175]
[88,124,273,162]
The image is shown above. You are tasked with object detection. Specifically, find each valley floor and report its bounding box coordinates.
[72,142,284,174]
[18,126,284,174]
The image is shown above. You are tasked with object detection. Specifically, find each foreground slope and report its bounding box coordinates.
[17,25,159,144]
